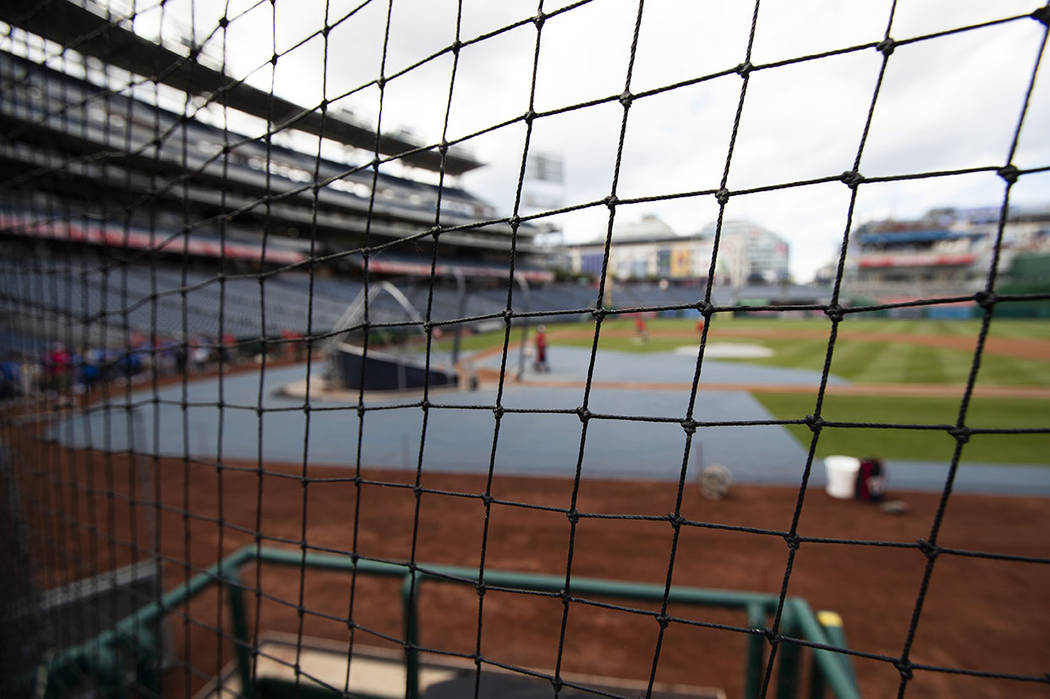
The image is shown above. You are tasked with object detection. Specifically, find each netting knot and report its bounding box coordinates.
[824,304,845,322]
[475,582,486,597]
[481,493,493,506]
[493,406,504,420]
[508,215,521,228]
[534,13,546,29]
[296,604,305,618]
[502,309,513,324]
[619,90,634,108]
[321,25,330,38]
[695,300,712,317]
[949,425,970,444]
[592,306,607,321]
[715,188,730,206]
[371,157,381,170]
[420,399,430,411]
[876,38,896,56]
[450,39,463,54]
[655,614,670,629]
[839,170,864,189]
[604,194,619,210]
[270,53,279,66]
[551,676,563,692]
[376,76,387,89]
[997,164,1019,184]
[576,407,591,423]
[668,512,684,530]
[680,419,697,436]
[783,533,801,551]
[974,290,997,309]
[218,16,229,28]
[894,659,913,681]
[566,509,580,524]
[438,139,449,154]
[735,61,753,77]
[428,225,442,240]
[916,538,941,561]
[804,414,824,433]
[524,109,537,125]
[1032,6,1050,26]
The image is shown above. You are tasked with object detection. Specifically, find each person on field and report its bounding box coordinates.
[534,325,549,373]
[634,314,648,343]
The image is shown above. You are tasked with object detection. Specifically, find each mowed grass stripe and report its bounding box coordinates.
[753,392,1050,464]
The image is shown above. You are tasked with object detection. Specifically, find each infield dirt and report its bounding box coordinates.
[11,439,1050,699]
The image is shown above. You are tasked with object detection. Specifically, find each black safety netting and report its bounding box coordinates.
[1,1,1049,698]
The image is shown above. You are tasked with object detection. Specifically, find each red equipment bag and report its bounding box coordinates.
[854,458,885,502]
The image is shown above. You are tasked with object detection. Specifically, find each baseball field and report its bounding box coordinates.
[10,315,1050,698]
[440,315,1050,466]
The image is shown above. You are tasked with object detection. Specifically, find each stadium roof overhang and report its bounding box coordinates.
[0,0,483,175]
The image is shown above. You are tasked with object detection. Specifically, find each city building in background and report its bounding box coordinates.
[697,220,791,285]
[565,215,790,287]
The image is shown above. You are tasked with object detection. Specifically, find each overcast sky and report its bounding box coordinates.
[133,0,1048,281]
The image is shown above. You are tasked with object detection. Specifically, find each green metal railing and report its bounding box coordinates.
[41,545,860,699]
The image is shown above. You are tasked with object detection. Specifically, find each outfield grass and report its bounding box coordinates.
[542,317,1050,386]
[752,392,1050,464]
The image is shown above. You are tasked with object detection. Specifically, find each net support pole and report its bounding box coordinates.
[401,571,421,699]
[513,273,531,380]
[792,600,861,699]
[450,268,467,366]
[745,603,767,699]
[225,567,254,698]
[776,602,801,699]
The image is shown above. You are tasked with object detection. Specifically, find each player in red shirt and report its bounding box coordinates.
[534,325,549,373]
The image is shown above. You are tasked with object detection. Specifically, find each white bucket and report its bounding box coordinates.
[824,456,861,499]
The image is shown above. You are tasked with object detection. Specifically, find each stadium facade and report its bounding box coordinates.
[0,8,552,288]
[844,205,1050,303]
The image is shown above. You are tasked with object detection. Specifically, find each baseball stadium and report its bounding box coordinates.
[1,2,1049,699]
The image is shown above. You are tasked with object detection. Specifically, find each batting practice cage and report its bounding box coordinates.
[2,0,1050,698]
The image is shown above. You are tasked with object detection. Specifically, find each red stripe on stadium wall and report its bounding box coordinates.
[0,214,304,265]
[858,253,976,268]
